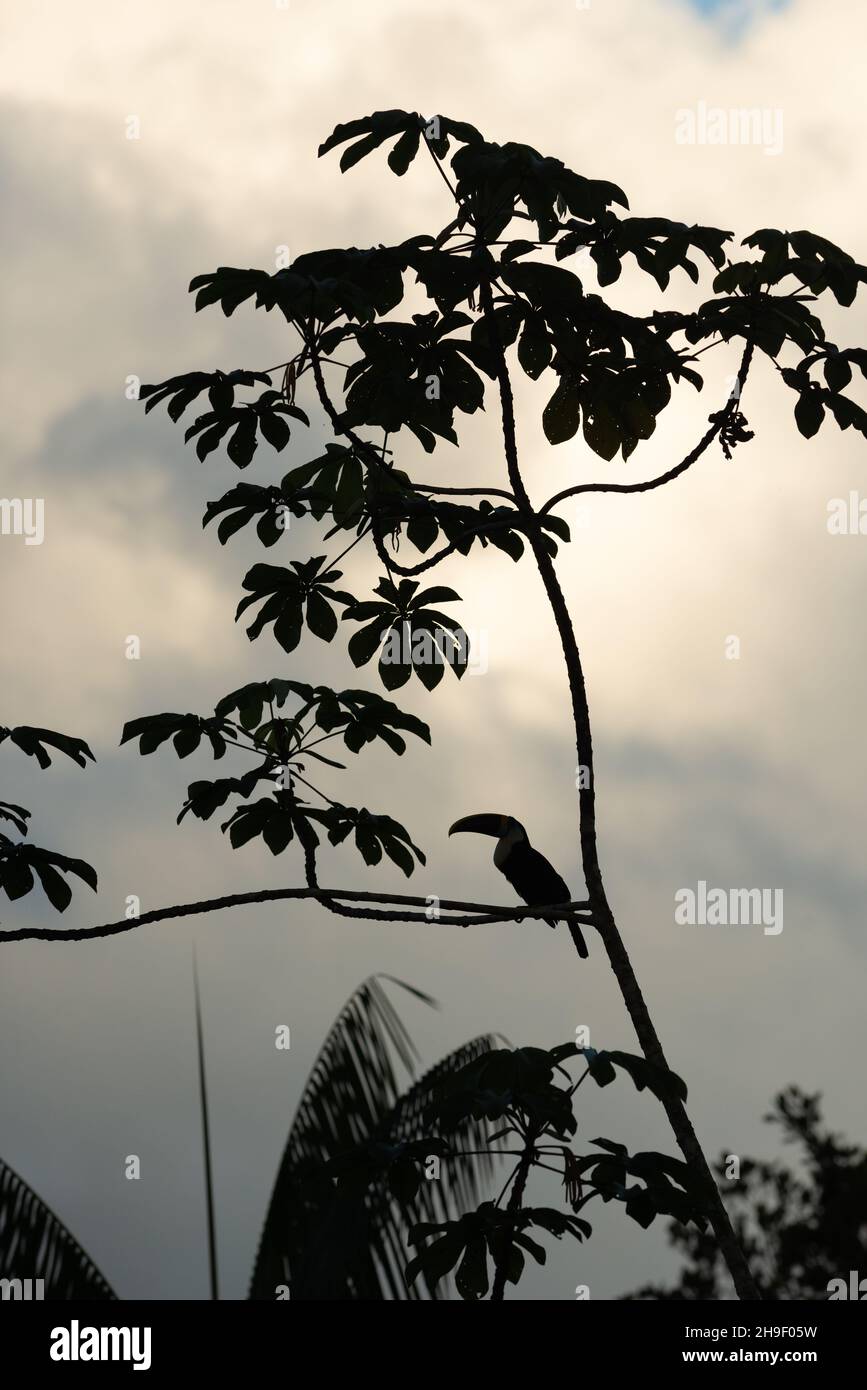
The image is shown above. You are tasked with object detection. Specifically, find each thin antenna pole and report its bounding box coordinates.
[193,944,219,1300]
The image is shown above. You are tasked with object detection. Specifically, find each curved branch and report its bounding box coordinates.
[370,513,539,579]
[540,343,754,516]
[0,888,594,944]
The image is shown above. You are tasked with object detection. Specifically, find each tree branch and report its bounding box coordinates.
[540,343,754,516]
[477,263,760,1301]
[412,483,516,501]
[0,889,595,944]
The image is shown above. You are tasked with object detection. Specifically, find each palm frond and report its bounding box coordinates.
[249,975,498,1300]
[366,1036,500,1299]
[0,1155,116,1299]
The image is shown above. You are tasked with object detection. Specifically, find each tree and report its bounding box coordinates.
[625,1087,867,1301]
[5,110,867,1300]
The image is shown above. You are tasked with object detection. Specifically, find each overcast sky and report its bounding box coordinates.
[1,0,865,1301]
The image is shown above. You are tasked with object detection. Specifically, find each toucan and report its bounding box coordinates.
[448,813,589,958]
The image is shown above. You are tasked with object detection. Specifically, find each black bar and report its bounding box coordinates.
[0,1298,863,1374]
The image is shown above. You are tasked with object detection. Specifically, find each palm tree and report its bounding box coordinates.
[249,974,496,1300]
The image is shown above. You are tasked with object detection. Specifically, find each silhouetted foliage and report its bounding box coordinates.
[0,724,97,918]
[121,683,429,874]
[625,1087,867,1301]
[251,975,498,1300]
[128,111,867,908]
[406,1042,700,1300]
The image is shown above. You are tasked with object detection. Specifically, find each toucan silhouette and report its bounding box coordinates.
[449,813,588,958]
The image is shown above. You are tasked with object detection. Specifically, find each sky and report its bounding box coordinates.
[1,0,865,1301]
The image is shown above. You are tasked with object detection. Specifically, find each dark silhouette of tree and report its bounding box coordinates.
[5,110,867,1300]
[249,974,498,1300]
[625,1087,867,1301]
[402,1036,703,1301]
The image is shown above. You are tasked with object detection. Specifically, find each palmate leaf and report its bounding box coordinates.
[581,1046,688,1106]
[309,803,426,876]
[235,558,355,654]
[0,725,95,770]
[309,687,431,755]
[0,800,30,836]
[320,110,424,173]
[184,393,309,469]
[0,1154,116,1299]
[339,313,490,447]
[428,1044,578,1141]
[735,229,867,306]
[405,1202,592,1299]
[318,111,484,175]
[120,712,237,760]
[0,842,98,914]
[203,483,302,547]
[189,242,430,329]
[343,578,470,690]
[555,215,732,291]
[139,369,272,421]
[249,974,498,1300]
[449,138,628,242]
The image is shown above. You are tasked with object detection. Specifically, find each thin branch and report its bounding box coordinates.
[369,514,534,579]
[412,483,516,501]
[0,890,595,944]
[540,342,755,516]
[324,520,371,573]
[295,730,345,755]
[421,129,461,204]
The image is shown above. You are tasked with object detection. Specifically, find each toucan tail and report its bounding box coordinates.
[568,919,589,959]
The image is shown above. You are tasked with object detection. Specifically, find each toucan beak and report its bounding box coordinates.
[448,813,509,838]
